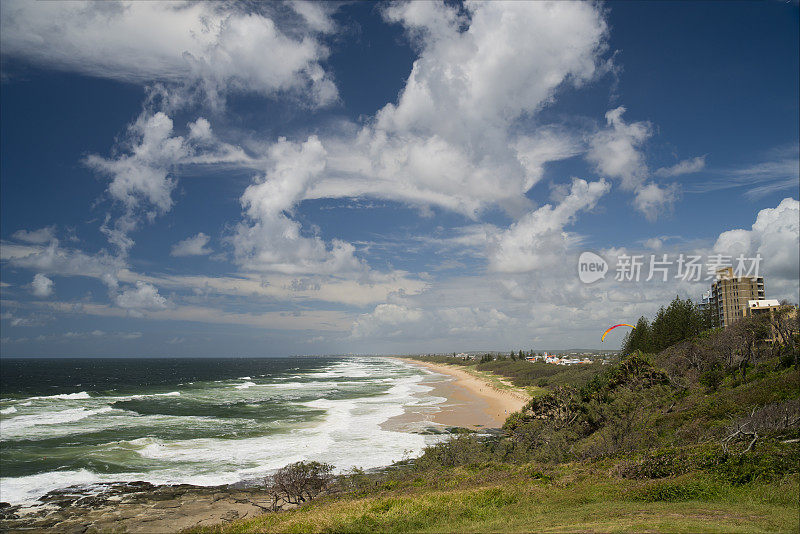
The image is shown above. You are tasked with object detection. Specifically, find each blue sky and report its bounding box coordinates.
[1,1,798,357]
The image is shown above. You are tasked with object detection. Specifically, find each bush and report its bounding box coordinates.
[265,461,334,508]
[711,444,800,485]
[632,480,718,502]
[699,362,725,392]
[618,442,800,484]
[778,344,798,369]
[618,446,724,479]
[413,435,497,469]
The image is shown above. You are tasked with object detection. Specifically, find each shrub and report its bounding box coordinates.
[413,434,497,469]
[632,480,718,502]
[618,442,800,484]
[711,443,800,485]
[778,344,798,369]
[265,461,334,508]
[699,362,725,392]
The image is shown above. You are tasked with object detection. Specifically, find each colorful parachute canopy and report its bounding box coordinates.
[601,323,635,342]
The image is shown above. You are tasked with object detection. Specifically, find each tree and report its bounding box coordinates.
[622,316,651,354]
[733,314,771,379]
[623,296,707,354]
[769,305,799,352]
[701,302,717,330]
[649,296,703,352]
[265,461,334,509]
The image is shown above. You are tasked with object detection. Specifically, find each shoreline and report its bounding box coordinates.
[1,357,532,532]
[0,481,282,533]
[386,357,530,430]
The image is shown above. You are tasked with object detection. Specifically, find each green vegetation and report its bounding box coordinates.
[190,465,798,533]
[190,300,799,533]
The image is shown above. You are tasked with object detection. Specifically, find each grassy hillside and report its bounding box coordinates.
[191,315,799,533]
[192,462,796,533]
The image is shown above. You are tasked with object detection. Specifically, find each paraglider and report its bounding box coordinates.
[601,323,635,342]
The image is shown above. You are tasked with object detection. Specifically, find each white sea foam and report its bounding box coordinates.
[131,360,440,473]
[267,380,339,390]
[1,406,114,432]
[1,406,18,414]
[111,391,181,401]
[0,469,108,505]
[25,391,92,401]
[234,381,256,390]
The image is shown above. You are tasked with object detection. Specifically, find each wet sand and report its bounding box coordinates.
[386,358,530,430]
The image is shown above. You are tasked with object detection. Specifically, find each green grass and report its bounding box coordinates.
[187,465,799,533]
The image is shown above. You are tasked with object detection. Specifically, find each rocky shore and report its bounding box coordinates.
[0,481,283,533]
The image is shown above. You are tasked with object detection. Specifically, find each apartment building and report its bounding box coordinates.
[708,267,765,328]
[742,299,781,318]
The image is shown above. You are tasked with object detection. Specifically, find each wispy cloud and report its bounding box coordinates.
[685,144,799,199]
[654,155,706,177]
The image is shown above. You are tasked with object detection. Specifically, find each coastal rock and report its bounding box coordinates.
[0,502,20,520]
[0,481,284,533]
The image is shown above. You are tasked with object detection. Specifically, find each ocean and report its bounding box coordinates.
[0,356,446,505]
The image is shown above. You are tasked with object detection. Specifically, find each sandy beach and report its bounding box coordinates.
[387,358,531,430]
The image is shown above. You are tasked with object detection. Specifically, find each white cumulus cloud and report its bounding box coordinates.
[489,178,610,273]
[231,136,365,275]
[114,281,170,315]
[633,182,680,222]
[713,197,799,297]
[588,106,679,218]
[12,226,57,244]
[588,107,651,190]
[31,274,54,298]
[86,112,188,216]
[171,233,212,257]
[0,1,337,107]
[6,241,123,289]
[86,112,251,253]
[228,1,611,276]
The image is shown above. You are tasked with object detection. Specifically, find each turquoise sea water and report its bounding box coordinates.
[0,357,445,504]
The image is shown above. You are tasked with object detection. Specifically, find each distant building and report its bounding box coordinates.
[742,299,786,344]
[742,299,781,318]
[708,267,765,328]
[699,290,712,310]
[525,351,595,365]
